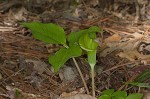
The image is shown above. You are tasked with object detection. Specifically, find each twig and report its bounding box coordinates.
[63,44,90,94]
[72,58,90,94]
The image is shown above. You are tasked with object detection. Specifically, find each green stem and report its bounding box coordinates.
[63,44,69,49]
[88,50,96,97]
[91,65,95,97]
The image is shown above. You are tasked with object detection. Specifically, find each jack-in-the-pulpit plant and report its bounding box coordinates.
[22,22,102,97]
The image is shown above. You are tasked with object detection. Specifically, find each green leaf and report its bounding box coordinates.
[88,26,102,34]
[126,93,143,99]
[135,69,150,82]
[112,91,127,99]
[128,82,150,88]
[68,26,101,45]
[112,97,124,99]
[21,22,66,45]
[49,45,82,73]
[68,30,87,45]
[79,33,98,51]
[88,50,96,69]
[98,95,111,99]
[102,89,115,96]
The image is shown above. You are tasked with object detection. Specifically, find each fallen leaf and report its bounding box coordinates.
[59,88,87,99]
[100,31,150,64]
[104,34,121,43]
[59,93,96,99]
[117,50,150,64]
[8,7,27,22]
[25,72,43,88]
[89,0,99,6]
[143,92,150,99]
[59,65,77,82]
[4,86,44,99]
[25,59,53,75]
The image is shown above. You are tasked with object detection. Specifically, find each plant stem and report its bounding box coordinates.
[63,44,69,49]
[72,58,90,94]
[63,44,89,94]
[88,50,96,97]
[91,66,95,97]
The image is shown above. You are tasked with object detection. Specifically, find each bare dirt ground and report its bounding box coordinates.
[0,0,150,99]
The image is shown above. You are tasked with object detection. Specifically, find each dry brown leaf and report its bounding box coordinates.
[101,32,150,64]
[101,34,138,56]
[117,50,140,61]
[59,88,85,97]
[8,7,27,21]
[100,39,139,57]
[143,92,150,99]
[59,93,96,99]
[25,59,53,75]
[131,32,144,38]
[104,34,121,43]
[59,65,77,82]
[58,88,95,99]
[89,0,99,6]
[100,46,118,57]
[117,50,150,64]
[3,86,43,99]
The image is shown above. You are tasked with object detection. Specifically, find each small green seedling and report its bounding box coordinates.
[98,89,143,99]
[15,89,20,99]
[22,22,102,96]
[134,69,150,82]
[128,82,150,88]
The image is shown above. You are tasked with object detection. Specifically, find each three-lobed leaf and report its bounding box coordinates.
[68,26,102,45]
[68,30,87,46]
[48,45,82,73]
[21,22,66,45]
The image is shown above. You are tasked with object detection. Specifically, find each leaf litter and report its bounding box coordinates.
[0,0,150,99]
[100,29,150,64]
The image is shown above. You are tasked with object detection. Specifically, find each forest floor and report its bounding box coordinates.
[0,0,150,99]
